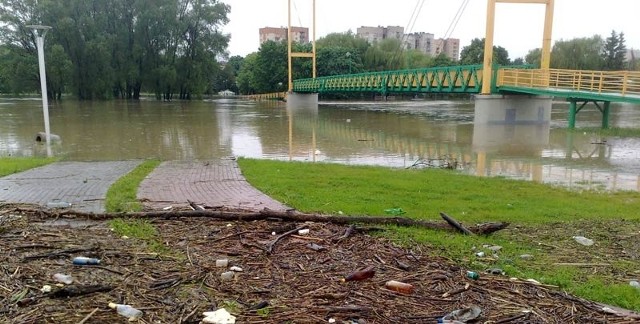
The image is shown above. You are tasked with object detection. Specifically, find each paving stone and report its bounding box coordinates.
[138,159,288,211]
[0,161,142,213]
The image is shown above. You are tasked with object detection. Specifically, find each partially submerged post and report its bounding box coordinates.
[27,24,54,156]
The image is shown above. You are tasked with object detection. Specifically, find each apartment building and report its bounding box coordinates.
[356,26,404,44]
[404,32,435,55]
[433,38,460,61]
[259,27,309,45]
[357,25,460,61]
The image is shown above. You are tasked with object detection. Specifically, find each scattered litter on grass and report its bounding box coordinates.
[573,235,595,246]
[384,207,405,215]
[1,204,638,323]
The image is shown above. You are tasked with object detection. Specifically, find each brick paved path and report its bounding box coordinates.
[137,159,288,211]
[0,161,141,213]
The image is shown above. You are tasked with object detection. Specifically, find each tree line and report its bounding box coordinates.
[235,33,455,95]
[0,0,636,99]
[234,30,634,95]
[0,0,230,100]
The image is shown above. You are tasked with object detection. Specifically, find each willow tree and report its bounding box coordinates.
[0,0,230,100]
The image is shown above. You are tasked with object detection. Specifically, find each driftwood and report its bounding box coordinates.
[440,212,474,235]
[266,225,307,254]
[187,200,205,211]
[15,207,509,235]
[49,285,113,298]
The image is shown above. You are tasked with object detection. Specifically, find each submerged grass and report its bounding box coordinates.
[238,158,640,311]
[0,157,58,177]
[577,127,640,138]
[105,160,160,213]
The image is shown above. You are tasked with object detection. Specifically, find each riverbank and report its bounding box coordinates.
[1,157,639,321]
[237,158,640,312]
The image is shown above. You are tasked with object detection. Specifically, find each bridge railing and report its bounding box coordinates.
[294,64,486,94]
[242,92,287,101]
[498,68,640,97]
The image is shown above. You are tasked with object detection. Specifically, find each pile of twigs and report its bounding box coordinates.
[1,206,638,323]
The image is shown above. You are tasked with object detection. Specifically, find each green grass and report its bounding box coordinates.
[0,157,58,177]
[109,218,158,240]
[105,160,167,253]
[237,158,640,311]
[576,127,640,137]
[105,160,160,212]
[108,218,169,254]
[237,158,640,224]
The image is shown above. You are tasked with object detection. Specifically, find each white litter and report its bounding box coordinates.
[572,236,594,246]
[202,308,236,324]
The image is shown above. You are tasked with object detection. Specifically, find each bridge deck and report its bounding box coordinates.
[291,66,640,105]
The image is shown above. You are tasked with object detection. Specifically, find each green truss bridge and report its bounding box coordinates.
[293,65,640,104]
[288,65,640,128]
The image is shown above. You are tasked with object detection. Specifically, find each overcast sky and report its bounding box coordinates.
[220,0,639,59]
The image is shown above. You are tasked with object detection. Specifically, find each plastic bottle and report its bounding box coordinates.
[466,271,480,280]
[53,273,73,284]
[440,305,482,323]
[46,201,72,209]
[630,280,640,289]
[572,236,594,246]
[109,303,143,320]
[215,259,229,267]
[384,280,414,294]
[220,271,235,281]
[72,256,101,265]
[341,266,375,282]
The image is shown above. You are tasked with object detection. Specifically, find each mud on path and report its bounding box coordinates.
[1,206,638,323]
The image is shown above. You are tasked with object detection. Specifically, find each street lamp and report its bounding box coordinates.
[26,24,52,155]
[346,52,352,74]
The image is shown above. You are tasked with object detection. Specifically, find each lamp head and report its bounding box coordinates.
[26,25,52,37]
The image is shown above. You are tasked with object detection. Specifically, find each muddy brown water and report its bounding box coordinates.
[2,97,640,191]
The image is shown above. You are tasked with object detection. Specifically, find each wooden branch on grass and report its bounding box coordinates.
[14,207,509,235]
[439,212,474,235]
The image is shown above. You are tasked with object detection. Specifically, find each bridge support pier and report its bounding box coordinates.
[286,92,318,109]
[473,94,552,125]
[567,99,611,129]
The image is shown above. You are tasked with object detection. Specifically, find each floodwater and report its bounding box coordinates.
[2,97,640,191]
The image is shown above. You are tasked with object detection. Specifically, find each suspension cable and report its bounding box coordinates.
[390,0,427,68]
[443,0,470,40]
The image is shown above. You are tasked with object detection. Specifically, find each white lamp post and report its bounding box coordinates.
[26,24,52,155]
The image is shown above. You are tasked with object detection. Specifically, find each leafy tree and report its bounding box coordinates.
[46,44,72,99]
[212,55,243,93]
[316,32,370,75]
[525,48,541,67]
[253,41,288,93]
[361,38,405,71]
[316,31,370,55]
[0,0,231,100]
[236,53,258,94]
[0,43,38,94]
[403,49,434,69]
[459,38,510,65]
[317,47,360,76]
[601,30,627,70]
[550,36,604,70]
[432,53,454,67]
[511,57,524,65]
[629,50,638,71]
